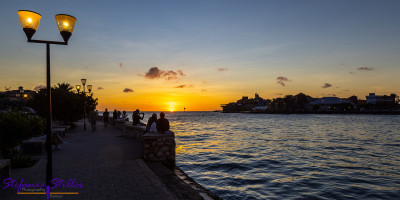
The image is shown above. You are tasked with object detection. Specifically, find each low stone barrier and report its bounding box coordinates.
[114,119,127,130]
[0,159,10,180]
[22,136,45,154]
[143,131,176,169]
[125,125,146,140]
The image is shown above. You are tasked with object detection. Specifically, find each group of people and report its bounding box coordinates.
[144,112,170,134]
[101,108,170,133]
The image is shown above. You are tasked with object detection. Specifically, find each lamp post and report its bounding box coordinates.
[16,86,24,101]
[18,10,76,186]
[75,80,92,131]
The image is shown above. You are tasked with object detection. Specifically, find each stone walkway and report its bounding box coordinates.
[0,121,178,200]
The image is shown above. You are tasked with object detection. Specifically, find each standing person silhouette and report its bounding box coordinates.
[156,112,170,133]
[103,108,109,127]
[132,109,145,125]
[112,109,117,126]
[89,110,98,132]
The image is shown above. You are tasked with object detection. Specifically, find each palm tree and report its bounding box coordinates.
[56,82,73,91]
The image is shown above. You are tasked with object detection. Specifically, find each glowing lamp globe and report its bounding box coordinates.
[76,85,81,92]
[55,14,77,42]
[87,85,93,93]
[17,10,42,40]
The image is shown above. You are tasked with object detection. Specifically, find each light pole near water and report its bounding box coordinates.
[76,80,92,131]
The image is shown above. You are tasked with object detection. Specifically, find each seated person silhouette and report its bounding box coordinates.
[145,113,158,133]
[156,112,170,133]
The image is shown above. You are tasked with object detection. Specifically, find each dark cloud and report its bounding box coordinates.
[175,85,193,88]
[322,83,332,88]
[357,67,374,71]
[217,67,228,72]
[144,67,185,80]
[349,72,355,74]
[34,85,46,91]
[201,89,207,92]
[276,77,291,86]
[123,88,134,93]
[276,93,283,96]
[97,87,104,90]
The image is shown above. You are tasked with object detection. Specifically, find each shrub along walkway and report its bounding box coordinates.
[0,120,178,200]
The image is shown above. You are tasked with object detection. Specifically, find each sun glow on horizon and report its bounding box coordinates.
[166,101,178,112]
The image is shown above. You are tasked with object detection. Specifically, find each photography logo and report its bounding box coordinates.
[2,178,84,199]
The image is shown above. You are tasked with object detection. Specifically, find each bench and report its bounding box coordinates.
[22,136,46,154]
[52,127,67,137]
[53,125,70,133]
[0,159,11,180]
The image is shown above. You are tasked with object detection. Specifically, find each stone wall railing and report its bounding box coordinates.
[143,131,176,169]
[103,115,176,168]
[125,125,146,140]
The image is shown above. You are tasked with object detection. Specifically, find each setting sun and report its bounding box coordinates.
[166,101,177,112]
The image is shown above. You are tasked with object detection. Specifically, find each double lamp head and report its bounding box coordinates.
[17,10,76,43]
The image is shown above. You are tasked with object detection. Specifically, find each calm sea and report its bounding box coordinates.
[123,111,400,199]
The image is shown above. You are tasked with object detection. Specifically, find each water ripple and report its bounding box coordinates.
[144,112,400,199]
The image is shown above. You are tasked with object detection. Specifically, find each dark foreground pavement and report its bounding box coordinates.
[0,120,178,200]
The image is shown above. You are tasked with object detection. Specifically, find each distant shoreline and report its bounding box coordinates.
[222,111,400,115]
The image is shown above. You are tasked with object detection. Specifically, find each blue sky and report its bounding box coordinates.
[1,0,399,110]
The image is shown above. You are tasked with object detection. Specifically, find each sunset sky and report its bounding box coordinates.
[1,0,399,111]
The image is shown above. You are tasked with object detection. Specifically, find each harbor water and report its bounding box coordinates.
[124,111,400,199]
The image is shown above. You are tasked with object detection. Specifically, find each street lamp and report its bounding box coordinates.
[75,80,92,131]
[18,10,76,186]
[19,86,24,94]
[75,85,81,92]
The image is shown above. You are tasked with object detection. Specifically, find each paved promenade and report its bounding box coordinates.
[1,121,178,200]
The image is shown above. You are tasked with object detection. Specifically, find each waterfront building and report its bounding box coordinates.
[365,93,397,111]
[309,97,355,111]
[221,93,269,113]
[366,93,395,104]
[0,86,36,110]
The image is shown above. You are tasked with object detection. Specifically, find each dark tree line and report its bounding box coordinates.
[27,83,98,125]
[0,110,44,159]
